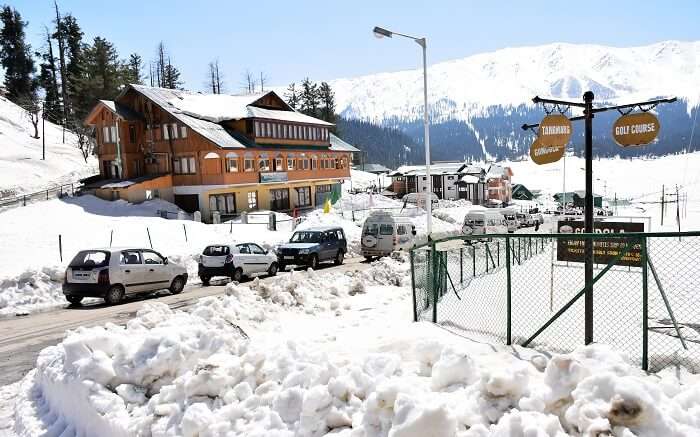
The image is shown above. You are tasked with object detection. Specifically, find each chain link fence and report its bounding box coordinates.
[411,232,700,372]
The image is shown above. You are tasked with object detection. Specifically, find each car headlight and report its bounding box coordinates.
[299,249,310,255]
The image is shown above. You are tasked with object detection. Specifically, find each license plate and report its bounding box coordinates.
[284,256,295,260]
[73,272,90,279]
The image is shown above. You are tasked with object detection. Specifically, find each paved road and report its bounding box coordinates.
[0,258,369,386]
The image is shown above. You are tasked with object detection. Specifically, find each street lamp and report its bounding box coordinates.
[373,26,432,237]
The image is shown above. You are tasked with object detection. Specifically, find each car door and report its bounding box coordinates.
[377,223,395,254]
[119,250,147,294]
[321,231,336,261]
[235,244,257,275]
[248,243,271,273]
[141,250,171,291]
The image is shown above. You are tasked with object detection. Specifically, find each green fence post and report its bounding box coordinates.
[641,236,649,371]
[431,241,438,323]
[497,240,500,266]
[472,245,476,277]
[485,244,489,273]
[505,236,512,345]
[410,250,417,322]
[459,247,464,284]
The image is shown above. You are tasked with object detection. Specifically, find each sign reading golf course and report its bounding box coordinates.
[612,112,660,147]
[557,220,644,267]
[529,114,572,165]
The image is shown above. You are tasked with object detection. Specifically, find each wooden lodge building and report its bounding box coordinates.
[84,84,358,222]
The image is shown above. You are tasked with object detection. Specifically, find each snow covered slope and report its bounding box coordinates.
[332,40,700,122]
[0,96,98,198]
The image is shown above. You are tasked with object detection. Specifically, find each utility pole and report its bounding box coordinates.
[676,185,681,233]
[661,185,665,226]
[42,102,46,161]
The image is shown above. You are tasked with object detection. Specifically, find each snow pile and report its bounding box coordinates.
[0,95,97,197]
[14,301,700,437]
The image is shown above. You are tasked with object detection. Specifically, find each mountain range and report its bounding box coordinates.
[330,40,700,165]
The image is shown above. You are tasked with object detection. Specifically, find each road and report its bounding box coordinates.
[0,258,369,386]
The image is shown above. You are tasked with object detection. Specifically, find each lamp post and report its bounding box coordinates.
[373,26,432,237]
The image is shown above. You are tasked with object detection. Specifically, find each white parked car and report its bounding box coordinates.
[198,243,278,285]
[63,248,188,305]
[361,211,417,260]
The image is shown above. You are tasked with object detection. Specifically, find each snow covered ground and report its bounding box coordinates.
[3,253,700,436]
[0,96,98,198]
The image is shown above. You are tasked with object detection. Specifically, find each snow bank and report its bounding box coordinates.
[12,255,700,436]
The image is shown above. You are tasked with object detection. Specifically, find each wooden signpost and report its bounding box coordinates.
[612,112,660,147]
[529,114,572,165]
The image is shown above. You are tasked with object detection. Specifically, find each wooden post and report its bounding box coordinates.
[109,230,113,247]
[58,234,63,262]
[147,227,153,249]
[183,224,188,242]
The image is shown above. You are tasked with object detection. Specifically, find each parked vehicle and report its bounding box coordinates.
[361,211,417,260]
[462,210,508,236]
[63,248,188,305]
[276,227,347,270]
[516,212,536,227]
[198,243,278,285]
[499,208,519,233]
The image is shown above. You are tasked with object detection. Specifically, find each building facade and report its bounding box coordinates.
[389,162,489,203]
[84,85,358,222]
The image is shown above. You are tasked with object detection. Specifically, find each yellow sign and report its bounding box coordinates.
[538,114,573,147]
[530,137,565,165]
[612,112,660,147]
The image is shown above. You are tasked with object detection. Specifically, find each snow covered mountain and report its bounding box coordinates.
[0,95,98,198]
[331,41,700,161]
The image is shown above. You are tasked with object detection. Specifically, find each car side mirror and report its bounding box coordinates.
[164,257,169,265]
[412,230,417,236]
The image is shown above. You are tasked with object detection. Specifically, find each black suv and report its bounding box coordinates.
[276,226,347,270]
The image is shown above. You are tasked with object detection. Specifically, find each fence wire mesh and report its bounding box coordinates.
[411,233,700,372]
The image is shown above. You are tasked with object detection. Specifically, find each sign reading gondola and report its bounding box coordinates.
[612,112,660,147]
[538,114,573,147]
[557,220,644,267]
[530,137,565,165]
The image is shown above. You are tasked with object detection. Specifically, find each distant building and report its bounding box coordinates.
[553,191,603,208]
[388,161,492,203]
[358,163,391,174]
[511,184,534,201]
[83,84,359,222]
[485,164,514,204]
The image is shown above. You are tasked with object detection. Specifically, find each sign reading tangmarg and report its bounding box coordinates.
[530,137,565,165]
[612,112,660,147]
[556,220,644,267]
[538,114,573,147]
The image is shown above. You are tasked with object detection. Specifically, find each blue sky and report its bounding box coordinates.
[9,0,700,92]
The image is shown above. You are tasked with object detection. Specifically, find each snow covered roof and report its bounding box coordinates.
[128,85,248,149]
[247,106,333,126]
[393,162,466,176]
[460,175,480,184]
[329,134,360,152]
[358,164,391,173]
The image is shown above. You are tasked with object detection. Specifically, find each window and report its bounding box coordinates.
[265,123,272,137]
[336,230,344,240]
[296,186,311,207]
[287,156,295,171]
[397,225,407,235]
[380,224,394,235]
[284,125,289,138]
[133,160,142,177]
[249,243,266,255]
[110,126,117,143]
[142,251,164,265]
[273,124,278,138]
[247,191,258,209]
[255,121,262,137]
[129,125,136,143]
[69,250,109,268]
[311,156,317,170]
[244,156,255,172]
[102,126,110,143]
[320,159,326,170]
[163,124,169,140]
[294,125,299,139]
[120,250,142,265]
[275,156,283,171]
[270,188,290,211]
[226,154,238,172]
[237,244,251,254]
[181,126,187,138]
[171,123,178,139]
[173,156,196,174]
[259,156,270,171]
[301,158,309,170]
[209,194,236,213]
[203,245,230,256]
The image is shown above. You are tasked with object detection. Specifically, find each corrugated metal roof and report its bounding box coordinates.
[246,106,333,126]
[99,100,142,121]
[329,134,360,152]
[130,84,248,149]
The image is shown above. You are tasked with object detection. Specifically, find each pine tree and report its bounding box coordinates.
[122,53,143,85]
[72,36,122,121]
[285,82,299,109]
[318,81,336,126]
[299,78,319,117]
[162,58,182,89]
[37,26,61,124]
[60,13,84,103]
[0,6,36,103]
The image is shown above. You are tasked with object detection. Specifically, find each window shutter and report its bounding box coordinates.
[171,123,178,139]
[174,159,181,174]
[188,157,196,173]
[111,126,117,142]
[181,126,187,138]
[103,126,110,143]
[163,124,169,140]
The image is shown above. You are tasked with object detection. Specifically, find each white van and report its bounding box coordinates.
[361,212,417,260]
[499,208,519,233]
[462,210,508,236]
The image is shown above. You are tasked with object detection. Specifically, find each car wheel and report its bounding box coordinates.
[334,250,344,265]
[104,285,125,305]
[199,275,210,286]
[66,295,83,305]
[170,276,185,294]
[364,256,374,262]
[231,267,244,283]
[308,254,319,270]
[278,263,286,273]
[268,262,278,277]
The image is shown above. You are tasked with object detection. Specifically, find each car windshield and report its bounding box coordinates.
[290,231,321,243]
[203,245,229,256]
[69,250,110,268]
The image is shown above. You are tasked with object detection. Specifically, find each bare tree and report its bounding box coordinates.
[207,59,223,94]
[73,123,95,163]
[242,69,257,94]
[17,93,41,139]
[259,71,268,92]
